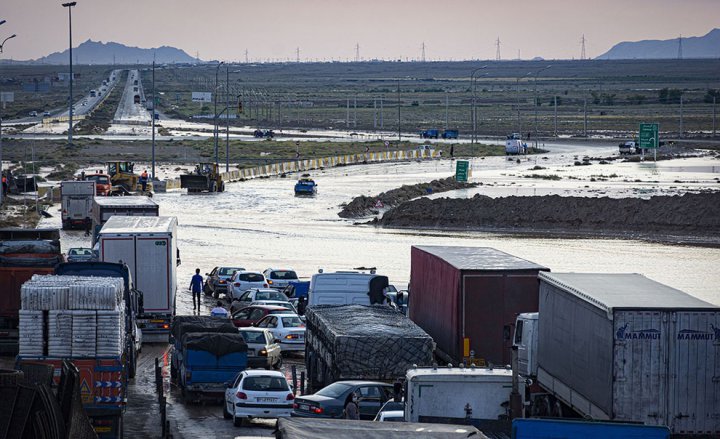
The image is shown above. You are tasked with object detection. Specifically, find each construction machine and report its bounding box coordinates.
[106,161,152,195]
[180,163,225,193]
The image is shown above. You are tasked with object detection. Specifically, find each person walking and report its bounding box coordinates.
[210,301,229,318]
[140,169,149,192]
[189,268,203,311]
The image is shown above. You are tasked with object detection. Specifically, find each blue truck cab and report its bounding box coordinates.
[442,130,459,139]
[420,129,439,139]
[512,418,670,439]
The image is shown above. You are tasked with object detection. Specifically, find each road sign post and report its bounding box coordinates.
[639,123,659,161]
[455,160,470,182]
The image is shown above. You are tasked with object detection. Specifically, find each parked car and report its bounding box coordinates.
[29,111,38,117]
[374,400,405,422]
[227,271,268,300]
[250,300,298,315]
[205,266,245,297]
[231,305,289,328]
[237,327,282,370]
[66,247,95,262]
[255,313,305,353]
[43,111,51,117]
[235,288,289,304]
[263,268,299,290]
[223,370,294,427]
[292,381,394,419]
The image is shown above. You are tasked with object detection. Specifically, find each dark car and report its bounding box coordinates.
[204,266,245,297]
[230,305,289,328]
[291,381,394,420]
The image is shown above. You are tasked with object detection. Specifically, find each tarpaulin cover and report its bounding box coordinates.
[182,332,247,357]
[275,418,485,439]
[305,305,435,381]
[170,315,238,341]
[0,240,61,255]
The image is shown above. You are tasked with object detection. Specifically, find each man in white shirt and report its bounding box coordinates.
[210,301,229,318]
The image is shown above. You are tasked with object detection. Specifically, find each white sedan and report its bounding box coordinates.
[224,370,294,427]
[226,271,268,300]
[255,313,306,352]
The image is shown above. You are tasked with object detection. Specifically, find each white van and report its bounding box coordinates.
[308,272,389,306]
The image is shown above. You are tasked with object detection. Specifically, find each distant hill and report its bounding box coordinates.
[597,29,720,60]
[36,39,200,64]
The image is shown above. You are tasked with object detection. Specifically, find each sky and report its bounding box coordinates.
[1,0,718,62]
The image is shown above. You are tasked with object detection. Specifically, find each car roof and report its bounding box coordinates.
[269,313,300,318]
[331,380,393,387]
[236,271,263,275]
[238,327,270,333]
[239,305,289,312]
[265,268,295,272]
[244,288,279,293]
[243,369,285,377]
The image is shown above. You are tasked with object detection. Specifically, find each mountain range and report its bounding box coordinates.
[596,28,720,60]
[36,39,199,64]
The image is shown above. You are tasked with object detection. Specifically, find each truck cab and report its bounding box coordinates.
[513,312,538,378]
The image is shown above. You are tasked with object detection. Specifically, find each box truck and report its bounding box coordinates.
[514,272,720,435]
[98,216,178,341]
[91,196,159,243]
[409,246,548,366]
[61,180,95,229]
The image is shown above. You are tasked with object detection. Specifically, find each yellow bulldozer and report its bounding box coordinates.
[106,161,152,195]
[180,163,225,193]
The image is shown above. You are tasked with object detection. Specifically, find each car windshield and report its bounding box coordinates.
[256,291,288,301]
[239,331,266,344]
[239,273,264,282]
[242,376,288,392]
[219,267,243,276]
[316,382,352,398]
[281,317,304,328]
[270,271,298,280]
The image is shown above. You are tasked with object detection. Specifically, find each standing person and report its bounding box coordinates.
[140,169,149,192]
[210,301,229,317]
[450,145,454,158]
[189,268,203,311]
[344,390,360,420]
[1,173,7,198]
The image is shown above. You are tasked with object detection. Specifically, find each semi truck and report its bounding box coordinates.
[0,228,63,353]
[91,196,159,244]
[304,304,435,391]
[98,216,178,342]
[513,272,720,435]
[15,271,137,438]
[61,180,95,229]
[409,246,548,366]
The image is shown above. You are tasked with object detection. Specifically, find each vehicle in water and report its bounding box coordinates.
[294,175,317,196]
[420,129,439,139]
[505,133,527,155]
[180,163,225,193]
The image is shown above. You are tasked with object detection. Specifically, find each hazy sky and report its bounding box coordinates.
[1,0,718,61]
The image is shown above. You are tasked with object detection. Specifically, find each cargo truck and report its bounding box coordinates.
[513,272,720,435]
[91,196,159,244]
[0,228,63,353]
[409,246,548,366]
[16,272,135,438]
[405,365,513,435]
[61,180,95,229]
[304,304,435,391]
[98,216,178,342]
[511,418,670,439]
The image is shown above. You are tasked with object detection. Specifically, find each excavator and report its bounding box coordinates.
[180,163,225,193]
[105,161,152,195]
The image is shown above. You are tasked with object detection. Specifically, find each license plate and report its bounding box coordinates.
[299,404,309,411]
[257,397,277,402]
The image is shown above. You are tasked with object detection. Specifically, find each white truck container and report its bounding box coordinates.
[91,196,159,244]
[60,180,95,229]
[515,272,720,435]
[405,366,514,434]
[98,216,178,342]
[308,271,389,306]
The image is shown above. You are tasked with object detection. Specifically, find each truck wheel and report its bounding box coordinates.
[219,182,225,192]
[128,345,137,379]
[0,369,23,386]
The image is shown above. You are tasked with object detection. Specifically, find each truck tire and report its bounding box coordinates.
[0,369,23,386]
[128,342,137,379]
[219,182,225,192]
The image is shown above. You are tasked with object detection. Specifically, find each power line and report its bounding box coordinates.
[495,37,501,61]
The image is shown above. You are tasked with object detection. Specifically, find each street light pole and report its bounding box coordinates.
[151,59,156,180]
[470,65,488,144]
[226,65,229,173]
[533,65,551,140]
[214,61,223,168]
[397,78,401,143]
[62,2,77,148]
[0,25,16,207]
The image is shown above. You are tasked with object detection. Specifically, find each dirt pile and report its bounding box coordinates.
[376,192,720,236]
[338,177,478,218]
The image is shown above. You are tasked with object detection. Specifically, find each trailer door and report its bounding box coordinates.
[135,236,170,313]
[612,311,668,426]
[669,311,720,435]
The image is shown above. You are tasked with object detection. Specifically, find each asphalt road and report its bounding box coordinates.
[113,69,151,124]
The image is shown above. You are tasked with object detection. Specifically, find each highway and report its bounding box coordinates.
[113,69,151,125]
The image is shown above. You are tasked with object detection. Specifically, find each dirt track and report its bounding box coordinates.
[374,192,720,241]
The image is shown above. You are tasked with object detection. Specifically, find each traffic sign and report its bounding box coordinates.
[639,123,659,149]
[455,160,470,182]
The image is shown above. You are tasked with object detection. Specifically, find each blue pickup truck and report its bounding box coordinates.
[512,419,670,439]
[170,316,248,402]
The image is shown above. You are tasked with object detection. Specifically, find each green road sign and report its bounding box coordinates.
[639,123,659,149]
[455,160,469,182]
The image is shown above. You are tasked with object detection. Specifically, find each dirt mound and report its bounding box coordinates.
[338,177,477,218]
[376,192,720,236]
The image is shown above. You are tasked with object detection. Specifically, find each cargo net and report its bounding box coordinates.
[305,305,435,381]
[19,275,126,358]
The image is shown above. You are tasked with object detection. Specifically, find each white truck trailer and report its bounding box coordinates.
[514,272,720,435]
[91,196,159,244]
[98,216,178,342]
[60,180,95,229]
[405,365,514,435]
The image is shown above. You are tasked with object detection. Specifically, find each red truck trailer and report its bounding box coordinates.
[409,246,548,366]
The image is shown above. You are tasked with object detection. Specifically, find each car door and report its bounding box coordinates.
[265,331,281,359]
[357,385,385,420]
[207,267,218,290]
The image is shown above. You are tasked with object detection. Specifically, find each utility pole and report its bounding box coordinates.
[495,38,501,61]
[62,2,77,147]
[380,95,384,129]
[226,65,230,172]
[679,94,684,138]
[421,42,426,62]
[445,93,449,130]
[713,96,717,137]
[346,98,349,128]
[583,97,588,137]
[214,61,223,167]
[553,95,557,137]
[580,34,586,60]
[245,49,248,63]
[373,98,377,129]
[151,59,156,179]
[353,96,357,128]
[397,79,401,142]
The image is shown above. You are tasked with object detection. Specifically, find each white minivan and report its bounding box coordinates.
[308,271,390,306]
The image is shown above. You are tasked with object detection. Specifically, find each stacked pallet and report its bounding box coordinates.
[19,275,125,357]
